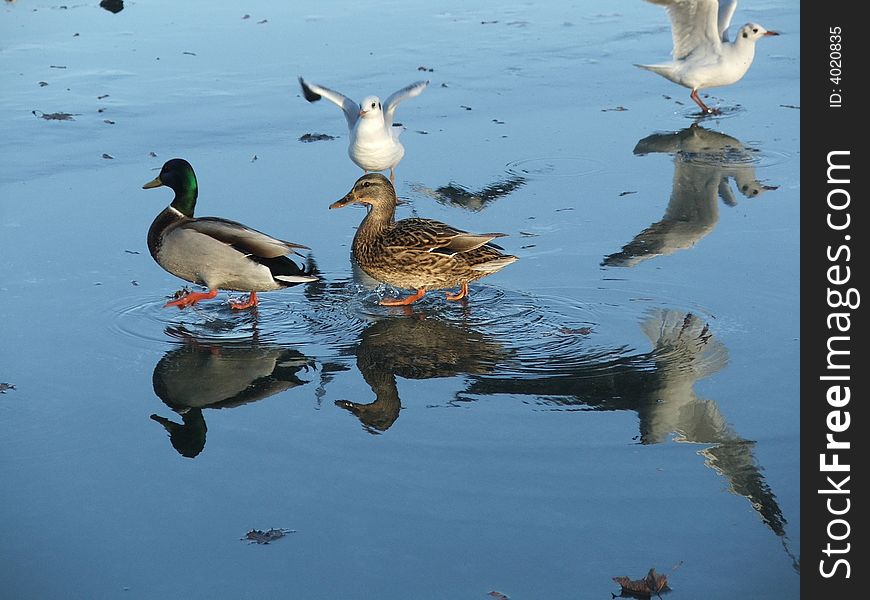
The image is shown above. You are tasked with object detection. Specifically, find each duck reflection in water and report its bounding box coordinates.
[335,314,511,433]
[150,326,314,457]
[410,175,527,212]
[603,124,778,267]
[464,309,793,563]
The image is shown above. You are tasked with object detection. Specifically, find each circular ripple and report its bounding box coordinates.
[301,280,724,382]
[108,288,315,351]
[505,156,604,179]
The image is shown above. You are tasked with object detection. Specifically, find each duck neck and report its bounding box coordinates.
[170,173,198,218]
[354,201,395,245]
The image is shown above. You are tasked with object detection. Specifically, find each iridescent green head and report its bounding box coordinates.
[143,158,199,217]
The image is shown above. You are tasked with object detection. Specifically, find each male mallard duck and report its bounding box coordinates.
[330,173,517,305]
[142,158,317,309]
[298,77,429,183]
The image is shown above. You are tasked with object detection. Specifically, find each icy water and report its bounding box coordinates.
[1,1,799,598]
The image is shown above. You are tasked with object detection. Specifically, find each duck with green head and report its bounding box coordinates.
[330,173,517,305]
[142,158,317,309]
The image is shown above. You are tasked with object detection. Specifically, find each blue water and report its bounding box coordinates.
[1,1,800,598]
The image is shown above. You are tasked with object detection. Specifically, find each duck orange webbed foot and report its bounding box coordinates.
[379,288,426,306]
[445,282,469,302]
[229,291,258,310]
[164,289,218,309]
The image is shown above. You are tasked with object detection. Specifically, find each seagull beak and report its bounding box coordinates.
[358,109,368,117]
[764,30,780,36]
[142,176,163,189]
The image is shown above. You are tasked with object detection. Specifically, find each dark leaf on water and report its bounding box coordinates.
[417,66,434,72]
[612,568,670,598]
[182,51,196,56]
[97,94,109,99]
[242,14,250,19]
[299,133,336,143]
[38,81,49,87]
[242,528,295,544]
[149,151,158,157]
[124,250,140,254]
[602,106,628,112]
[558,327,593,335]
[102,153,114,159]
[257,19,268,24]
[0,383,16,394]
[50,65,67,69]
[619,191,637,197]
[488,592,510,600]
[103,120,115,125]
[99,0,124,13]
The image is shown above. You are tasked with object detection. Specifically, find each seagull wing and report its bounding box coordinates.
[298,77,359,129]
[647,0,722,59]
[717,0,738,41]
[382,80,429,128]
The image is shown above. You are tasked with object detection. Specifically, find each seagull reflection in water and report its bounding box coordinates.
[410,175,527,212]
[603,124,778,267]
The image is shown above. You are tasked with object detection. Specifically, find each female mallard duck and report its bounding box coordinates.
[330,173,517,305]
[142,158,317,309]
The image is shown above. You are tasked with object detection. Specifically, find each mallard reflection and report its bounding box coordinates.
[410,175,527,212]
[150,326,314,457]
[603,124,777,267]
[464,310,789,548]
[335,314,511,433]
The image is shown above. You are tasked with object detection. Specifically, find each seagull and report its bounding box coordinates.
[298,77,429,182]
[636,0,779,114]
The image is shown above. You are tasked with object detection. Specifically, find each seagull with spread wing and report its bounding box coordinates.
[636,0,779,114]
[298,77,429,182]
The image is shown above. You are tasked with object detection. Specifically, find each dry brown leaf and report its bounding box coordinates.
[612,568,670,598]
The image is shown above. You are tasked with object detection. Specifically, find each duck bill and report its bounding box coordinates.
[764,30,780,36]
[329,192,356,210]
[142,176,164,189]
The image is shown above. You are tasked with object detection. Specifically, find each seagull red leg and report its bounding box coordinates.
[164,288,218,309]
[690,89,719,115]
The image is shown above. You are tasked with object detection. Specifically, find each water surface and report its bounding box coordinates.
[1,1,800,598]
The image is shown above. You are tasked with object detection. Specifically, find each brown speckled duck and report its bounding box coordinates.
[329,173,517,305]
